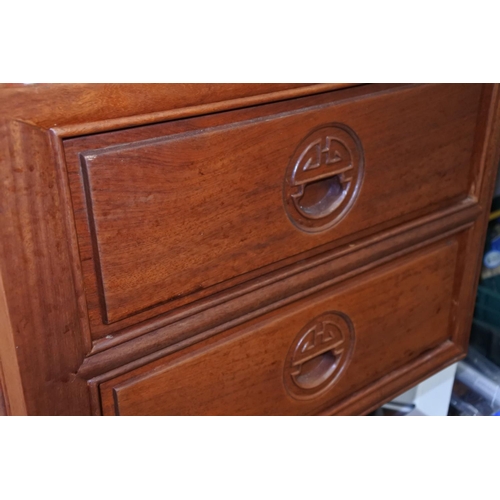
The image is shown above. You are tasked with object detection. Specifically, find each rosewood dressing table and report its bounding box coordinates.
[1,83,499,415]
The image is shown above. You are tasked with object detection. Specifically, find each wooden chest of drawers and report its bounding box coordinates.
[1,83,499,415]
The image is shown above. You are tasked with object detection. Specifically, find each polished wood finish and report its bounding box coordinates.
[0,356,7,416]
[0,120,90,415]
[79,200,478,380]
[64,83,481,331]
[0,83,499,415]
[101,237,460,415]
[0,83,356,134]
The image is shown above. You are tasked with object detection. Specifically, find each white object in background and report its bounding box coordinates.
[455,361,500,408]
[390,363,458,416]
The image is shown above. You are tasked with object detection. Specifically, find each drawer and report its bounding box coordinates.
[99,236,460,415]
[64,83,482,331]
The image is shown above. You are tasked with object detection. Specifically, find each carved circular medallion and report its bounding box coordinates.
[283,311,354,400]
[283,124,364,233]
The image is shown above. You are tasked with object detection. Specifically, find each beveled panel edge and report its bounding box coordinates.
[0,84,497,416]
[50,132,93,351]
[78,152,110,325]
[96,239,463,416]
[105,344,462,417]
[87,379,103,417]
[453,84,500,349]
[84,84,500,415]
[0,358,8,415]
[468,84,500,201]
[80,204,478,382]
[87,198,480,357]
[73,84,411,327]
[64,83,483,336]
[322,80,500,416]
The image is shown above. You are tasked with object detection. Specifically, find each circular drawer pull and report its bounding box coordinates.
[283,125,364,233]
[284,311,354,400]
[291,348,339,390]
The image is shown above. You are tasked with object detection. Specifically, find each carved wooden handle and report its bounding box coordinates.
[283,125,364,233]
[284,312,354,400]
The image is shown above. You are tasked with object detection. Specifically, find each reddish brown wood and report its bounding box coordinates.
[64,83,482,333]
[80,202,477,380]
[0,120,90,415]
[453,85,500,348]
[100,237,460,415]
[0,83,498,416]
[0,392,6,416]
[0,83,357,133]
[0,254,26,415]
[0,358,8,416]
[320,341,463,416]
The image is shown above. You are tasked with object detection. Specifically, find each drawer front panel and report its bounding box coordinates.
[100,237,459,415]
[65,84,481,327]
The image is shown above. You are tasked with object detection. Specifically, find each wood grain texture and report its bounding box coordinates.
[321,341,463,416]
[0,357,8,415]
[0,83,498,416]
[80,201,477,379]
[0,83,357,134]
[100,238,459,415]
[0,120,90,415]
[65,83,483,332]
[0,391,6,416]
[0,243,26,416]
[452,85,500,349]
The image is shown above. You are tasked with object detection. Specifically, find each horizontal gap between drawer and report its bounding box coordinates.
[80,204,477,382]
[88,197,479,356]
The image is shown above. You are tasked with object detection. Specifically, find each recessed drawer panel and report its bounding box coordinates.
[100,237,459,415]
[65,84,481,327]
